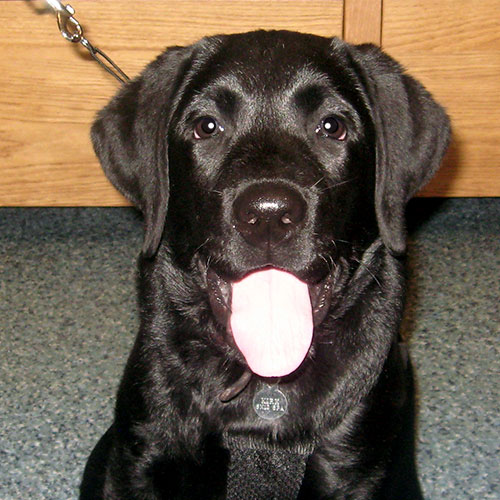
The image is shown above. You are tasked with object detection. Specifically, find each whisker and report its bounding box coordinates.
[351,255,382,290]
[315,177,359,193]
[333,238,353,246]
[194,237,211,254]
[310,176,326,189]
[320,253,337,274]
[319,254,333,273]
[331,177,358,188]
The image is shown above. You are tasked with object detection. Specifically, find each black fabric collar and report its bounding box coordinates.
[224,434,314,500]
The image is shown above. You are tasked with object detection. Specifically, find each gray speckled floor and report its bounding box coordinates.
[1,199,499,500]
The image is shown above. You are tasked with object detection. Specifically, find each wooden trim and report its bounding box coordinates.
[343,0,382,45]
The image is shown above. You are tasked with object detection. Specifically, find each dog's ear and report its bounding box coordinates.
[347,43,451,255]
[91,46,193,257]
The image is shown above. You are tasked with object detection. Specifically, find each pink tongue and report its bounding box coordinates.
[230,268,313,377]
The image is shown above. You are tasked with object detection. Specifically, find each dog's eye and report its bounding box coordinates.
[193,117,224,140]
[316,116,347,141]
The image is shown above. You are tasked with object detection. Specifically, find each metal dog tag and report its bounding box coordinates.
[253,386,288,420]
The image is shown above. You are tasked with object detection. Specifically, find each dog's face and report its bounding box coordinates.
[92,31,449,378]
[167,33,375,279]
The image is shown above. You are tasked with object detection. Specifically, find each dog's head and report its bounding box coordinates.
[92,31,449,378]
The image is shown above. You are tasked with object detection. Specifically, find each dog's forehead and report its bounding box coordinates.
[205,65,332,104]
[202,31,337,96]
[174,31,364,125]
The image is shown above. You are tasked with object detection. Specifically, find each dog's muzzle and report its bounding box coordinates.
[205,181,333,378]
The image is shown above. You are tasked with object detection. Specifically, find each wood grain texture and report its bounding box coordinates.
[383,0,500,196]
[343,0,382,45]
[0,0,343,206]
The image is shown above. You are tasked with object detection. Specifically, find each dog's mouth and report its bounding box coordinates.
[207,267,332,378]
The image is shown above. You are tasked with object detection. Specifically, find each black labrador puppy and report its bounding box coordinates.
[81,30,450,499]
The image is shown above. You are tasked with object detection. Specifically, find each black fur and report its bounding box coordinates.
[81,31,450,499]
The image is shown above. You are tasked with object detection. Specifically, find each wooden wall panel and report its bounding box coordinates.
[0,0,343,206]
[383,0,500,197]
[343,0,382,45]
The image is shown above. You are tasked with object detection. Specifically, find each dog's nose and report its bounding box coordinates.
[233,183,307,248]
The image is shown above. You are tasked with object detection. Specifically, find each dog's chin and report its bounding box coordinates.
[205,265,333,378]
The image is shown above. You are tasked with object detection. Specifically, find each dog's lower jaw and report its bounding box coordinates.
[204,265,335,389]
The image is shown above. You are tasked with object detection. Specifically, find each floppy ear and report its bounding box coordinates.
[349,44,451,255]
[91,46,193,257]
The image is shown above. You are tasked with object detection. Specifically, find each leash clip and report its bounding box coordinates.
[45,0,129,84]
[46,0,83,43]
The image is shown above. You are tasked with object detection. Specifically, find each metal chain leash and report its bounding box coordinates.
[45,0,130,84]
